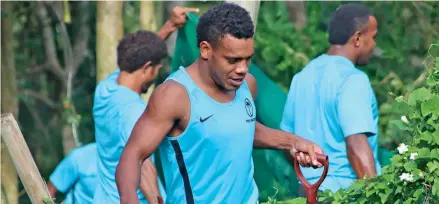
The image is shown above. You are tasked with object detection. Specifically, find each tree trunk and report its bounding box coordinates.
[96,1,124,82]
[1,2,19,204]
[225,0,260,30]
[285,1,307,31]
[140,1,159,102]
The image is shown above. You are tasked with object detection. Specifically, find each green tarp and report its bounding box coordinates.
[170,12,393,201]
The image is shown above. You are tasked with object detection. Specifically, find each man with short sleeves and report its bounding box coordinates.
[280,4,381,194]
[92,7,198,204]
[48,143,97,204]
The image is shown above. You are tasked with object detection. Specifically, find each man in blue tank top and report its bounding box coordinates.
[280,4,381,194]
[93,7,198,204]
[116,3,324,204]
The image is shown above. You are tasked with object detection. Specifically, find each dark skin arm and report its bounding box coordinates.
[156,7,199,40]
[139,159,161,203]
[346,134,376,179]
[245,74,324,168]
[47,181,58,198]
[116,81,188,204]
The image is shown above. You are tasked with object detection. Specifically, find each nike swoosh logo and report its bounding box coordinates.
[200,114,213,122]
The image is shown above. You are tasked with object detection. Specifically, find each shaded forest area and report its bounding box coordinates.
[1,1,438,203]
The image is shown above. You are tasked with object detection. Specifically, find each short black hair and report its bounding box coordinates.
[328,3,372,45]
[117,30,167,73]
[196,2,254,48]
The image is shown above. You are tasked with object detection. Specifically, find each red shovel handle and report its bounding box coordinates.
[158,196,163,204]
[294,153,329,204]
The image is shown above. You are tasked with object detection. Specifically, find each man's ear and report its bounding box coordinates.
[352,31,362,48]
[199,41,212,60]
[141,61,153,73]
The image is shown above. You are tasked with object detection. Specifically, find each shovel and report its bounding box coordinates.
[294,153,329,204]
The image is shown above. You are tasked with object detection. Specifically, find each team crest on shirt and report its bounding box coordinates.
[245,98,256,122]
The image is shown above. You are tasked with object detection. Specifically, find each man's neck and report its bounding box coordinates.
[116,71,141,95]
[327,45,357,65]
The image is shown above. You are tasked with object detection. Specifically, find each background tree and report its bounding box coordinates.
[96,1,123,82]
[1,2,19,203]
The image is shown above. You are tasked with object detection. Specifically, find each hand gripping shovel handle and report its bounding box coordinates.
[294,153,329,204]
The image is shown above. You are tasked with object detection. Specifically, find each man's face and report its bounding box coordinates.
[140,63,162,94]
[357,16,378,66]
[203,34,254,91]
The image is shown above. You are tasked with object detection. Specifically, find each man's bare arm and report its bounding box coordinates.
[116,81,187,204]
[245,74,323,168]
[47,181,58,198]
[139,158,160,203]
[346,134,376,179]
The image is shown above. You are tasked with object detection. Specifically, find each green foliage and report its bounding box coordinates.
[254,1,328,92]
[261,187,306,204]
[319,44,439,203]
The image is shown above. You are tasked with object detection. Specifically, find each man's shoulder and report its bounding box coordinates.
[342,71,371,86]
[70,143,97,159]
[147,80,190,116]
[153,80,189,100]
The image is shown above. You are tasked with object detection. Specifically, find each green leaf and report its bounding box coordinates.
[396,186,403,194]
[433,130,439,145]
[418,148,431,158]
[421,96,439,118]
[346,179,366,192]
[404,161,417,171]
[413,188,423,200]
[408,87,432,106]
[431,148,439,159]
[395,96,404,103]
[390,120,412,132]
[427,161,439,173]
[376,182,387,190]
[432,179,439,196]
[358,197,367,204]
[365,187,376,197]
[419,132,434,144]
[391,155,404,167]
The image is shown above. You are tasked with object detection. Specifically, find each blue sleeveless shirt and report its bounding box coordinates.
[158,67,259,204]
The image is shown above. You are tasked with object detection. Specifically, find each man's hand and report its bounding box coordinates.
[156,7,199,40]
[290,137,324,168]
[168,7,199,29]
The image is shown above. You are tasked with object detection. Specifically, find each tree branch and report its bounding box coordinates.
[71,1,91,75]
[20,99,58,158]
[21,89,58,109]
[35,2,66,81]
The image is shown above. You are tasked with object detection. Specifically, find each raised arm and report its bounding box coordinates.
[244,74,323,168]
[116,81,188,204]
[156,7,199,40]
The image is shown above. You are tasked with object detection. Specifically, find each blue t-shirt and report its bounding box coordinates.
[49,143,97,204]
[92,69,166,203]
[280,54,382,192]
